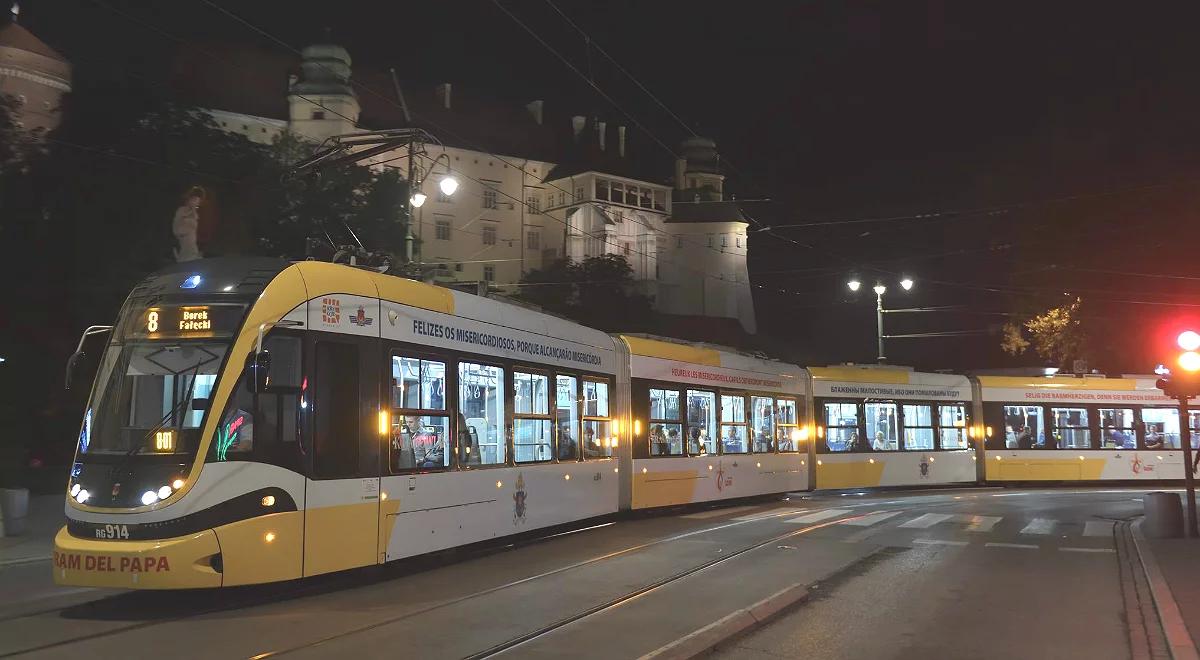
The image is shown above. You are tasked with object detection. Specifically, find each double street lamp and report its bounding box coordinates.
[847,276,914,362]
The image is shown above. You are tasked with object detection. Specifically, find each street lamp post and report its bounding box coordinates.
[849,277,914,363]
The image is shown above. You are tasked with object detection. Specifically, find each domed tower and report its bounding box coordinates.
[0,4,71,133]
[287,42,359,142]
[674,136,724,200]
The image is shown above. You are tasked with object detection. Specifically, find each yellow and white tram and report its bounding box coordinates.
[53,258,1200,590]
[811,366,981,489]
[979,374,1200,481]
[53,258,811,590]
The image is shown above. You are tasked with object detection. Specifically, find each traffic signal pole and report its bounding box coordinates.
[1179,395,1198,538]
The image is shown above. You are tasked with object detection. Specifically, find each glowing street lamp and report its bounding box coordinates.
[848,276,915,362]
[847,279,861,292]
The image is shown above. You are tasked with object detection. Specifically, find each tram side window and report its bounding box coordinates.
[865,402,898,451]
[556,375,580,461]
[649,388,684,456]
[1051,407,1090,449]
[939,404,969,450]
[1143,408,1181,449]
[1004,405,1044,449]
[751,396,775,452]
[459,362,506,466]
[777,398,799,451]
[824,402,860,452]
[1099,408,1136,449]
[720,394,749,454]
[903,405,934,451]
[390,357,450,472]
[687,390,717,455]
[514,372,552,463]
[313,341,360,479]
[583,379,613,459]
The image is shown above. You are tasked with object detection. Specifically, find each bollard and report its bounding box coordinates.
[0,488,30,537]
[1144,491,1185,538]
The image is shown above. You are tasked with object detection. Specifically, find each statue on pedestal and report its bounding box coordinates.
[173,186,205,262]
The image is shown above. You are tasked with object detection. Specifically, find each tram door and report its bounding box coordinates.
[303,338,381,576]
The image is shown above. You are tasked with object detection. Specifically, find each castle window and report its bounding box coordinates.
[311,110,325,120]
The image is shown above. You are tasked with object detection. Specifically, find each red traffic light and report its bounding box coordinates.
[1181,351,1200,372]
[1181,331,1200,351]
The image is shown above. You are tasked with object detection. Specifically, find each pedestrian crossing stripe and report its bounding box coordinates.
[839,510,903,527]
[899,513,955,529]
[1020,518,1056,535]
[784,509,852,524]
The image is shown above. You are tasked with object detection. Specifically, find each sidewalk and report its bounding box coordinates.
[0,494,64,566]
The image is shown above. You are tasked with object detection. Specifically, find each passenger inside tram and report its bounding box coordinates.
[650,424,667,456]
[558,422,577,460]
[667,427,682,454]
[583,425,601,458]
[1146,425,1164,449]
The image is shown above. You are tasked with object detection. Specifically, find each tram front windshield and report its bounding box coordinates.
[78,340,229,462]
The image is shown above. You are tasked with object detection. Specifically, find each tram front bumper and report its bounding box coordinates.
[51,526,223,589]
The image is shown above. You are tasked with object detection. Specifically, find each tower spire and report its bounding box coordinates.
[11,2,19,23]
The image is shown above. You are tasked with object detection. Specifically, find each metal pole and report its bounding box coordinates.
[876,290,885,363]
[1179,395,1198,538]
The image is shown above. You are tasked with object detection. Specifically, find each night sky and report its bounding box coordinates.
[18,0,1200,372]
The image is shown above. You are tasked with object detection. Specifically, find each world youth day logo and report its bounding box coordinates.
[321,297,341,324]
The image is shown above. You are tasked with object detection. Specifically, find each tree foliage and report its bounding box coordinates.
[1000,297,1088,369]
[516,255,656,332]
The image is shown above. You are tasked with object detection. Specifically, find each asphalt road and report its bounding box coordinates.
[0,488,1159,659]
[714,489,1147,660]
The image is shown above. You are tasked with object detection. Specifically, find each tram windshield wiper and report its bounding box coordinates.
[109,361,203,476]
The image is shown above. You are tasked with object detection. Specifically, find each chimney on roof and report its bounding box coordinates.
[435,83,452,109]
[598,121,607,151]
[571,115,585,141]
[526,99,544,125]
[618,126,626,158]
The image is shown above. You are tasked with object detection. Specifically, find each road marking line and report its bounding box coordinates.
[784,509,852,524]
[1060,547,1115,553]
[1083,520,1115,537]
[840,510,903,527]
[1020,518,1057,535]
[959,514,1002,532]
[733,508,806,521]
[682,505,759,520]
[986,542,1039,549]
[913,539,968,546]
[898,513,954,529]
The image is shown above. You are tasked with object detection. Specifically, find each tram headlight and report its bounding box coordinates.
[172,479,185,490]
[70,483,81,497]
[141,490,159,506]
[76,489,90,504]
[158,486,173,500]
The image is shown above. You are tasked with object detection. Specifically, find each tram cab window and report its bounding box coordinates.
[1099,409,1136,449]
[556,376,581,461]
[514,372,552,463]
[777,398,799,452]
[459,362,506,466]
[1143,408,1181,449]
[865,402,898,451]
[390,357,450,472]
[649,388,684,456]
[939,404,969,450]
[720,394,749,454]
[583,379,613,459]
[751,396,775,452]
[903,405,935,451]
[1003,405,1044,449]
[210,335,301,469]
[1051,407,1090,449]
[686,390,717,455]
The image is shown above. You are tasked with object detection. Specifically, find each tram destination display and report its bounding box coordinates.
[132,305,243,339]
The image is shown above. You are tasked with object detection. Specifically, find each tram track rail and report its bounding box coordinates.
[259,509,879,659]
[0,500,829,658]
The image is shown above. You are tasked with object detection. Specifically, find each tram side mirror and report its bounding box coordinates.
[244,350,271,393]
[65,351,86,390]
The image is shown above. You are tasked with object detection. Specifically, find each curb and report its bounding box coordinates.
[638,580,810,660]
[1131,519,1200,660]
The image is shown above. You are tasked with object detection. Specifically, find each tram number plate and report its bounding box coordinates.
[95,524,130,540]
